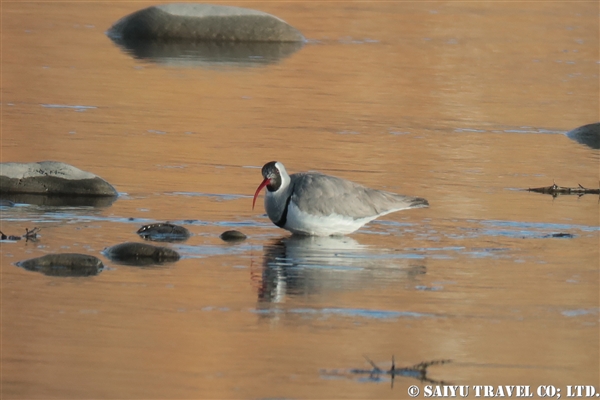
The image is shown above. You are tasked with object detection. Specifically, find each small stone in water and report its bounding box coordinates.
[220,230,247,242]
[137,223,190,242]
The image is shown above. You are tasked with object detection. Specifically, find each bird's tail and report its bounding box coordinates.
[409,197,429,209]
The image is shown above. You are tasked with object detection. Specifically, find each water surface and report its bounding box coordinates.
[2,2,598,398]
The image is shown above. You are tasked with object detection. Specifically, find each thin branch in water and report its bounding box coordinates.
[527,182,600,197]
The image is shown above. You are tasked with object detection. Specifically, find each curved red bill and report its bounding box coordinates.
[252,178,270,210]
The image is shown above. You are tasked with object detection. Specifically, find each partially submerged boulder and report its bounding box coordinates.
[0,161,117,197]
[103,242,181,266]
[16,253,104,277]
[107,3,305,42]
[566,122,600,149]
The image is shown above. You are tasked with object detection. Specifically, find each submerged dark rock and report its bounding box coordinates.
[220,230,247,242]
[16,253,104,277]
[0,161,117,197]
[137,223,190,242]
[103,242,180,266]
[566,122,600,149]
[107,4,305,42]
[542,233,575,239]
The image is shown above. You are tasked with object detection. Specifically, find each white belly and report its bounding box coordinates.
[283,201,376,236]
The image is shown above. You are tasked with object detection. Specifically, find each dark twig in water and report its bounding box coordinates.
[363,355,383,372]
[390,355,395,388]
[350,356,452,387]
[0,227,41,241]
[24,227,41,241]
[0,230,22,241]
[527,182,600,197]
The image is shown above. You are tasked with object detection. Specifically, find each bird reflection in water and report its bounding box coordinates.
[253,235,427,306]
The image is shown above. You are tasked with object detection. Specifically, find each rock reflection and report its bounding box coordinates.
[109,39,304,68]
[256,235,426,304]
[0,193,116,207]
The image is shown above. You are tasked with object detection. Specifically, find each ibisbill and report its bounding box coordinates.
[253,161,429,236]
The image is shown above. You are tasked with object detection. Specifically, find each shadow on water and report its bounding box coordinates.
[254,235,427,304]
[108,38,305,68]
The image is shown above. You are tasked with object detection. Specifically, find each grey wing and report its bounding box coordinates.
[291,173,428,219]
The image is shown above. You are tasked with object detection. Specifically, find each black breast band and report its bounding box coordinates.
[274,192,294,228]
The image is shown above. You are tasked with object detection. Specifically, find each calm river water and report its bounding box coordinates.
[2,2,599,399]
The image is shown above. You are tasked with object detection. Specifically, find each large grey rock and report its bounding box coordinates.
[566,122,600,149]
[107,3,305,42]
[0,161,117,196]
[17,253,104,277]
